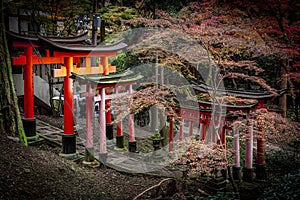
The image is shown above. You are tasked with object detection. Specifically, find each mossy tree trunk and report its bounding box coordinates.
[0,1,24,139]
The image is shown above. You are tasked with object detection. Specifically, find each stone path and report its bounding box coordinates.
[35,119,182,177]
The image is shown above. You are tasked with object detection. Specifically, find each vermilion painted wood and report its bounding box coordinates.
[245,118,253,169]
[13,55,64,65]
[101,56,109,75]
[257,121,266,165]
[179,118,184,142]
[12,55,26,65]
[45,50,50,57]
[24,46,34,119]
[54,64,117,78]
[116,87,123,137]
[109,64,116,73]
[257,100,264,109]
[73,57,80,63]
[105,100,112,124]
[189,121,193,137]
[220,121,226,146]
[12,41,40,48]
[201,117,207,140]
[63,57,74,134]
[53,66,67,77]
[54,51,117,58]
[117,121,123,137]
[72,64,104,76]
[169,117,174,152]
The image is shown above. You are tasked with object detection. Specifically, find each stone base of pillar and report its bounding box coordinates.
[116,135,124,148]
[59,152,78,160]
[256,164,267,180]
[106,123,113,140]
[62,134,76,154]
[243,168,254,182]
[128,141,137,153]
[233,166,241,181]
[22,118,36,138]
[99,152,108,164]
[84,148,95,162]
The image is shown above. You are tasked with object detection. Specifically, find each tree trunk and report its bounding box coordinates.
[279,66,287,118]
[0,1,26,145]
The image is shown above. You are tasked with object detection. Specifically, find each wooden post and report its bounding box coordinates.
[99,87,107,163]
[234,126,240,168]
[128,84,137,152]
[116,118,124,148]
[116,86,124,148]
[86,84,93,148]
[117,121,123,137]
[198,114,203,141]
[220,121,226,146]
[179,118,184,142]
[199,123,203,141]
[62,57,76,156]
[24,46,34,119]
[233,123,241,180]
[129,114,135,142]
[85,84,94,162]
[105,98,113,140]
[189,121,193,138]
[99,87,106,152]
[256,118,267,179]
[243,117,254,182]
[169,117,174,152]
[63,57,74,134]
[101,56,109,75]
[22,45,37,139]
[202,116,207,141]
[212,116,217,143]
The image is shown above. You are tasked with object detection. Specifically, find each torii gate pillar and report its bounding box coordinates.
[61,57,76,156]
[256,119,267,180]
[22,45,37,139]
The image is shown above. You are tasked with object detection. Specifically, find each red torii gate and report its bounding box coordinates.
[72,70,143,162]
[8,31,127,157]
[8,31,90,140]
[169,84,277,181]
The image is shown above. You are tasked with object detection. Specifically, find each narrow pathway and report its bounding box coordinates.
[35,119,182,177]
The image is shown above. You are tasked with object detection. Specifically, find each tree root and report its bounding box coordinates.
[133,178,177,200]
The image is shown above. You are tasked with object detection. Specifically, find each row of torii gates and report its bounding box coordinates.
[8,31,275,181]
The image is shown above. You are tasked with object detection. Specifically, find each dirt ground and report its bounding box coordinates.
[0,132,170,199]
